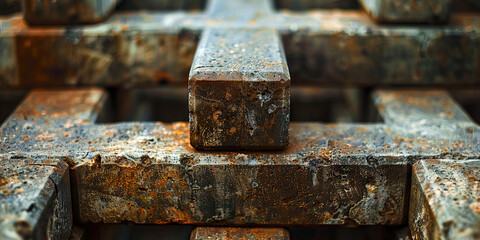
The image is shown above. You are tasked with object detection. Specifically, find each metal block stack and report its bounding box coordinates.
[0,0,480,239]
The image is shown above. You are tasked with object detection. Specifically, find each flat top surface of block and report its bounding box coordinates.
[190,28,289,81]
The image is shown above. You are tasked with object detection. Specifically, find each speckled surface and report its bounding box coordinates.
[410,159,480,240]
[0,159,72,240]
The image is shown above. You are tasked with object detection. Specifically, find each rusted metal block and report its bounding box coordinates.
[0,89,106,239]
[1,89,479,226]
[189,0,290,150]
[360,0,451,23]
[373,89,473,125]
[2,10,480,87]
[0,13,200,87]
[409,159,480,240]
[9,122,411,225]
[22,0,118,25]
[282,11,480,85]
[191,227,290,240]
[189,28,290,150]
[0,159,72,240]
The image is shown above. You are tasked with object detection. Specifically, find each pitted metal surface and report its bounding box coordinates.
[189,0,290,150]
[409,159,480,240]
[0,159,72,240]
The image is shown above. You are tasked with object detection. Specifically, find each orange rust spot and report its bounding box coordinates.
[470,202,480,215]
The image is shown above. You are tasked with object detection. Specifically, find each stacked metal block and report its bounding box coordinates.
[1,0,480,239]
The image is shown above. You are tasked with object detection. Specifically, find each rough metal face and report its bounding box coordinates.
[409,159,480,240]
[22,0,118,25]
[360,0,451,23]
[189,0,290,150]
[191,227,290,240]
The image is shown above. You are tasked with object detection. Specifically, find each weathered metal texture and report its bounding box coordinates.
[409,159,480,240]
[274,0,358,10]
[191,227,290,240]
[0,0,21,15]
[1,90,479,226]
[0,89,106,239]
[22,0,118,25]
[0,159,72,240]
[189,0,290,150]
[3,122,411,225]
[2,10,480,87]
[282,11,480,85]
[360,0,451,23]
[189,29,290,150]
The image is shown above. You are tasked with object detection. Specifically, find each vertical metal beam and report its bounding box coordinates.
[189,0,290,150]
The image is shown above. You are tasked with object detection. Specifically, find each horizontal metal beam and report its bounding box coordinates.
[0,89,478,227]
[191,227,290,240]
[360,0,451,23]
[1,88,107,129]
[409,159,480,239]
[373,89,473,126]
[2,11,480,87]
